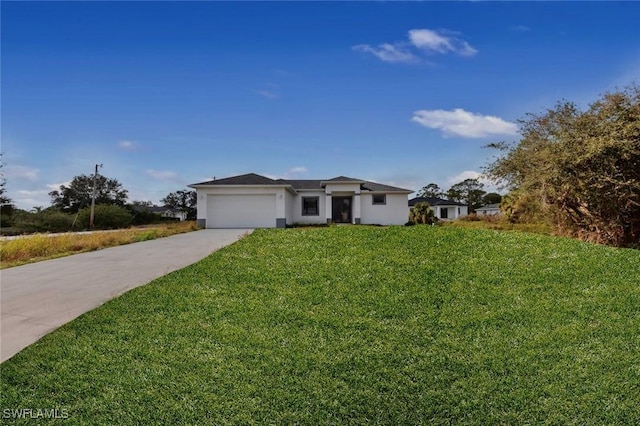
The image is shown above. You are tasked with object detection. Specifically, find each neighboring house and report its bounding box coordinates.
[132,205,187,221]
[408,197,468,220]
[188,173,413,228]
[475,203,502,216]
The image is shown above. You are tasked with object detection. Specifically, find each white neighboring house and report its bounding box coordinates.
[475,203,502,216]
[188,173,413,228]
[132,205,187,221]
[408,197,468,220]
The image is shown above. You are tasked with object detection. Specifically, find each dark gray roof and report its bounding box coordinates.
[276,179,323,190]
[362,181,411,193]
[409,197,466,207]
[323,176,364,183]
[190,173,281,186]
[190,173,412,193]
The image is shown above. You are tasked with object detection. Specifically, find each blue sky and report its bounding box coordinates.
[2,1,639,209]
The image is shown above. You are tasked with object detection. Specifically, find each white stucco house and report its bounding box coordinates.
[188,173,413,228]
[408,196,468,220]
[475,203,502,216]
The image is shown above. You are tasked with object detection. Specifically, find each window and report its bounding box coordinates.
[440,207,448,219]
[302,197,319,216]
[372,194,386,205]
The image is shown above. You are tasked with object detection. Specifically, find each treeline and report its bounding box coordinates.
[1,172,197,235]
[485,84,639,248]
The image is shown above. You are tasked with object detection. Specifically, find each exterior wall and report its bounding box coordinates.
[360,193,409,225]
[195,186,288,228]
[477,208,501,216]
[291,190,327,225]
[432,205,469,220]
[323,183,361,194]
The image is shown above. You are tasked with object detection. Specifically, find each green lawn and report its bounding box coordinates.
[2,227,639,424]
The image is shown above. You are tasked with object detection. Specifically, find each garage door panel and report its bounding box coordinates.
[207,195,275,228]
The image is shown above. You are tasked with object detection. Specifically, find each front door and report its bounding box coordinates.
[332,197,352,223]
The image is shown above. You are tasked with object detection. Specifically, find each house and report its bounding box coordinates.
[408,197,468,220]
[188,173,413,228]
[131,205,187,221]
[475,203,502,216]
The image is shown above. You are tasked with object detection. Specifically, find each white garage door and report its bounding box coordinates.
[206,194,276,228]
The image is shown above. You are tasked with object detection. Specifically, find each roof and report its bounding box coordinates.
[408,197,466,207]
[190,173,412,193]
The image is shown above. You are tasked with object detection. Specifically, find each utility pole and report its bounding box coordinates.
[89,163,103,229]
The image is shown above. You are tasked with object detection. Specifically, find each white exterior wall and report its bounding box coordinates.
[195,186,288,228]
[292,190,327,225]
[360,193,409,225]
[430,205,468,220]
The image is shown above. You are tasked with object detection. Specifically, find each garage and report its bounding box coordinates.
[206,194,276,228]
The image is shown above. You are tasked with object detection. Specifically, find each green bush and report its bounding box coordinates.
[11,209,76,233]
[76,204,134,230]
[409,202,437,225]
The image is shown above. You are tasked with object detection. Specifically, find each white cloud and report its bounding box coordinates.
[355,28,476,63]
[257,89,279,100]
[510,25,531,32]
[288,166,308,175]
[447,170,501,193]
[408,29,478,56]
[117,140,139,150]
[447,170,482,184]
[352,43,417,63]
[3,165,40,181]
[412,108,518,138]
[146,169,179,181]
[46,181,71,191]
[264,166,309,180]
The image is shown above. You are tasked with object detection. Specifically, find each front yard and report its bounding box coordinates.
[1,226,639,424]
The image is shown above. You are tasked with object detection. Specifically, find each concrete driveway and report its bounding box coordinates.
[0,229,251,363]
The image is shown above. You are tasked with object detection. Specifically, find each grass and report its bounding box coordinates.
[1,226,639,424]
[443,215,554,236]
[0,221,198,269]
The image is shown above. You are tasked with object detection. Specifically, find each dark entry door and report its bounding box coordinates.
[332,197,352,223]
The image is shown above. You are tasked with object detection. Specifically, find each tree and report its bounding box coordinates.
[131,200,154,207]
[482,192,502,205]
[485,84,640,247]
[0,153,15,224]
[76,204,133,230]
[49,174,128,213]
[416,183,444,198]
[161,189,197,220]
[0,153,12,206]
[446,178,486,211]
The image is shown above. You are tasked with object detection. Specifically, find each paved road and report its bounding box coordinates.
[0,229,251,363]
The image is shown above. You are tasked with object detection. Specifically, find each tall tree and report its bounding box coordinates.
[161,189,197,219]
[0,153,11,206]
[416,183,444,198]
[485,84,640,247]
[482,192,502,205]
[49,174,128,213]
[446,178,486,211]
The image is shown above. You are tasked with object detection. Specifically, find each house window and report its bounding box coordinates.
[372,194,386,205]
[440,207,448,219]
[302,197,319,216]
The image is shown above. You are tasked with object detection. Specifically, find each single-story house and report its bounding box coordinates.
[408,197,468,220]
[131,205,187,221]
[475,203,502,216]
[188,173,413,228]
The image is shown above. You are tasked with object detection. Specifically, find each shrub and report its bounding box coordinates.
[76,204,134,230]
[11,209,75,233]
[409,202,437,225]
